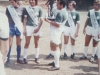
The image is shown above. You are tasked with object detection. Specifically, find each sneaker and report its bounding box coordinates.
[48,66,60,71]
[23,58,28,64]
[80,55,87,60]
[17,59,25,64]
[70,53,75,60]
[89,56,95,62]
[5,61,10,67]
[46,53,54,59]
[48,62,55,67]
[35,58,40,64]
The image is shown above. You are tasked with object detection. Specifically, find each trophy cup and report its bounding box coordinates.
[46,5,55,21]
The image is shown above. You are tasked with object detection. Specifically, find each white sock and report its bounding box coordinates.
[51,50,54,55]
[64,44,67,54]
[53,49,60,68]
[35,48,39,58]
[71,45,75,55]
[92,47,97,57]
[84,46,88,57]
[23,48,28,59]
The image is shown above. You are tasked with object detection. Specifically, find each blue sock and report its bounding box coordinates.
[7,46,11,62]
[17,45,21,61]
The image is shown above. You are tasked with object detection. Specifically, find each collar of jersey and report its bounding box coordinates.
[29,5,36,9]
[70,9,75,12]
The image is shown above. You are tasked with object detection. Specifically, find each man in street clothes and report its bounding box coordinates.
[22,0,43,64]
[61,1,80,60]
[45,0,67,71]
[0,11,9,75]
[80,1,100,62]
[5,0,24,66]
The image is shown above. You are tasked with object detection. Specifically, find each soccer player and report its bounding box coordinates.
[80,1,100,62]
[22,0,43,64]
[62,1,80,60]
[5,0,24,66]
[45,0,67,71]
[45,0,60,59]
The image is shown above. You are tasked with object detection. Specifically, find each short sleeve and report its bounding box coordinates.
[87,11,90,18]
[39,7,43,18]
[76,12,80,22]
[6,8,10,18]
[55,13,62,23]
[23,8,28,17]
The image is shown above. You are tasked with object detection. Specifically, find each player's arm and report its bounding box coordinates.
[37,7,43,30]
[23,8,27,35]
[45,18,60,28]
[76,13,80,35]
[83,12,90,34]
[34,7,43,33]
[45,0,49,5]
[45,13,63,28]
[6,8,10,20]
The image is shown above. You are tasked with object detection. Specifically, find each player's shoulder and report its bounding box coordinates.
[35,6,42,10]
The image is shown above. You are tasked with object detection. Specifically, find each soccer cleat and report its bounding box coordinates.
[48,62,55,67]
[89,56,95,62]
[63,53,67,60]
[48,66,60,71]
[5,61,10,67]
[94,54,98,60]
[23,58,28,64]
[17,59,25,64]
[80,55,87,60]
[70,53,75,60]
[46,53,54,59]
[35,58,40,64]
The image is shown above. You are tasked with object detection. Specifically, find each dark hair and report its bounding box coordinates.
[9,0,18,3]
[68,0,76,8]
[35,0,38,5]
[94,0,100,5]
[57,0,66,7]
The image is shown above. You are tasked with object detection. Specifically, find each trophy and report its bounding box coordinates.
[46,5,55,21]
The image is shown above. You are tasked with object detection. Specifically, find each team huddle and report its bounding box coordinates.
[0,0,100,74]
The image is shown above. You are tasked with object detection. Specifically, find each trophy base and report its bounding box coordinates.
[45,13,55,21]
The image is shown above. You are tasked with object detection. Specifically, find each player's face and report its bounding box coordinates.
[10,0,18,7]
[57,1,61,10]
[29,0,35,6]
[68,3,74,10]
[93,3,99,10]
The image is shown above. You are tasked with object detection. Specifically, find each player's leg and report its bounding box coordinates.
[62,26,70,60]
[23,26,32,64]
[23,36,31,64]
[48,43,60,71]
[89,39,98,62]
[48,31,61,71]
[34,35,40,63]
[80,34,92,60]
[0,39,9,62]
[61,35,69,60]
[33,26,42,63]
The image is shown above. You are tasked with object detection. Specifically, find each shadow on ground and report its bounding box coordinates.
[70,65,98,72]
[74,73,98,75]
